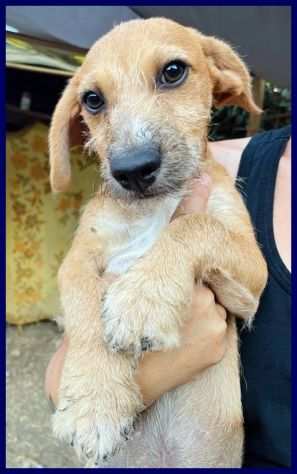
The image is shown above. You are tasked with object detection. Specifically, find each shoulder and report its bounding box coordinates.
[208,137,252,181]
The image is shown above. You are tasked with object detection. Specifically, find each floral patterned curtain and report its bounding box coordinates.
[6,122,100,325]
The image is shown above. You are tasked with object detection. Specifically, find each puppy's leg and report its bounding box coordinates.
[102,174,267,354]
[53,208,143,464]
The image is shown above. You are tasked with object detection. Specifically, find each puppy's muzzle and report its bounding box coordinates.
[110,146,161,193]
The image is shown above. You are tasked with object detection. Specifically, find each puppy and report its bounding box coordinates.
[48,18,268,467]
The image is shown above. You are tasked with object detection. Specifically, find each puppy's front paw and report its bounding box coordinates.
[101,273,182,355]
[53,396,137,465]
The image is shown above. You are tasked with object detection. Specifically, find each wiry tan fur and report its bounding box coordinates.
[48,18,267,467]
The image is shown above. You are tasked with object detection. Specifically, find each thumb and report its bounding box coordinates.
[180,173,212,215]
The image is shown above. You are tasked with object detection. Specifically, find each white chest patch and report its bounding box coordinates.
[105,196,181,275]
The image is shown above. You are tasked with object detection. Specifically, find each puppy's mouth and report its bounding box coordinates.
[105,175,169,201]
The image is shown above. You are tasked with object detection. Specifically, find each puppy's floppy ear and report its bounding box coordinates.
[200,34,261,114]
[49,71,85,192]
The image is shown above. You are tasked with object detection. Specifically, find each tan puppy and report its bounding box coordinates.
[49,18,268,467]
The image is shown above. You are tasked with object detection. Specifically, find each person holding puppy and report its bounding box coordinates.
[45,126,291,467]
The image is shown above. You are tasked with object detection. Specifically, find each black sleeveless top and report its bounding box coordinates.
[236,126,291,467]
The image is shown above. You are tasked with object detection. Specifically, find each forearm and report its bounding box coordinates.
[135,349,187,407]
[46,287,227,410]
[135,314,224,407]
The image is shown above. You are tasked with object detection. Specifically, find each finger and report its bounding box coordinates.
[215,304,227,321]
[194,283,215,301]
[103,272,118,284]
[180,173,212,215]
[44,337,69,406]
[191,285,217,318]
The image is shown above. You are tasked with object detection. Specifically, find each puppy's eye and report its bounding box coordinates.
[159,60,188,88]
[82,90,105,114]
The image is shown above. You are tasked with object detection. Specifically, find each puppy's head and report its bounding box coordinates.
[49,18,260,198]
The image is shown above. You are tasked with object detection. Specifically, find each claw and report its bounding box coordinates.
[141,337,153,352]
[120,425,131,441]
[83,447,94,460]
[70,433,75,447]
[111,343,121,352]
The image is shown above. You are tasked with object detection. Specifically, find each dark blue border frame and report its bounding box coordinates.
[1,1,295,6]
[2,1,295,472]
[1,2,6,472]
[290,2,296,473]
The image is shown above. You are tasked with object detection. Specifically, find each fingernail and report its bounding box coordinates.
[47,396,56,414]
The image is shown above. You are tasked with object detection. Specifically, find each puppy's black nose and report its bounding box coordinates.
[110,147,161,192]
